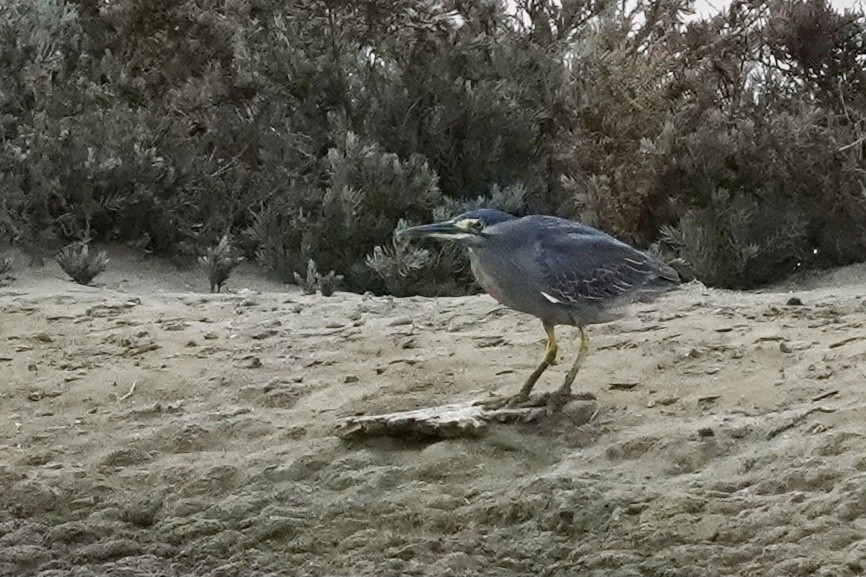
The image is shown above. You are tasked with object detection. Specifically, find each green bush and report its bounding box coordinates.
[365,184,527,296]
[564,0,866,286]
[2,0,865,293]
[251,132,443,291]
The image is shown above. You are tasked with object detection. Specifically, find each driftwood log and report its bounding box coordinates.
[337,397,598,440]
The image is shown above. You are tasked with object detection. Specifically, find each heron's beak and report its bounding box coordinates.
[396,221,470,241]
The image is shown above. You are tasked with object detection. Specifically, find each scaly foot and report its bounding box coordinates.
[545,389,572,415]
[483,391,596,413]
[546,390,597,416]
[481,393,530,410]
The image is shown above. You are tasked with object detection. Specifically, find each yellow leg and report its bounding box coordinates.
[556,327,589,398]
[543,322,558,366]
[514,322,557,401]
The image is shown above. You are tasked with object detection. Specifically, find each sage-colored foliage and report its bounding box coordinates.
[1,0,865,292]
[56,242,109,285]
[366,220,436,297]
[0,257,12,284]
[292,258,344,297]
[367,184,527,296]
[565,0,866,286]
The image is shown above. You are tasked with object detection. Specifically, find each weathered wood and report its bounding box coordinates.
[337,397,598,440]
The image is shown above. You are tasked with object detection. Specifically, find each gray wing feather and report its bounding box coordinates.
[537,229,678,305]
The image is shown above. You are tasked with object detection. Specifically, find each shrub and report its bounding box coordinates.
[56,242,108,285]
[252,131,444,292]
[2,0,866,294]
[366,184,527,296]
[564,0,866,287]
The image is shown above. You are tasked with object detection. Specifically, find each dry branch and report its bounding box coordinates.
[118,381,137,401]
[838,135,866,152]
[337,398,596,440]
[766,406,837,440]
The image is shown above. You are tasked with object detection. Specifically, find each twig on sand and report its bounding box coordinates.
[118,381,137,402]
[812,390,839,402]
[766,406,836,440]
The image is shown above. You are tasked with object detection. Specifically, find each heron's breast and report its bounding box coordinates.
[468,249,528,309]
[469,252,502,301]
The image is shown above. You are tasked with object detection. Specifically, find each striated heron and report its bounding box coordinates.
[397,209,680,410]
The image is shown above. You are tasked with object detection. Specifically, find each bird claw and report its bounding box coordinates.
[480,393,533,410]
[545,390,572,415]
[546,390,597,416]
[482,391,596,414]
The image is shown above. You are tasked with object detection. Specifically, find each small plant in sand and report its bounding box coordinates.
[294,258,343,297]
[56,242,108,285]
[317,269,343,297]
[294,259,318,295]
[0,256,12,284]
[366,223,435,296]
[198,235,245,293]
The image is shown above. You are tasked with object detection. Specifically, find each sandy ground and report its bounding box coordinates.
[2,246,866,576]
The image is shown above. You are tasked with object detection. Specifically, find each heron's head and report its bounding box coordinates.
[396,209,516,244]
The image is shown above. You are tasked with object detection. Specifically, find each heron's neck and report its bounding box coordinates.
[462,235,488,249]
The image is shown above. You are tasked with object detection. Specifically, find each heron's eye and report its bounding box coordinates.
[469,219,485,232]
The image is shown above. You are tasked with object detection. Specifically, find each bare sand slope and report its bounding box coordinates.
[2,247,866,576]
